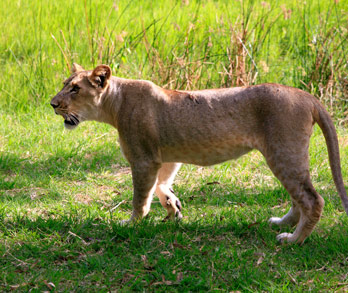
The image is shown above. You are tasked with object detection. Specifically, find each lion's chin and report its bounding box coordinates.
[64,120,79,130]
[63,113,80,130]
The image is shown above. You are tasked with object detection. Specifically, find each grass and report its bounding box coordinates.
[1,0,348,291]
[2,116,348,291]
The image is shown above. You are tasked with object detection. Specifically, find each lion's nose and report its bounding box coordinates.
[50,101,59,109]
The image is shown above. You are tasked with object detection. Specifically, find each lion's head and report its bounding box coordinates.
[50,63,111,130]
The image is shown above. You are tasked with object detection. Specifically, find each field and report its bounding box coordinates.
[1,0,348,291]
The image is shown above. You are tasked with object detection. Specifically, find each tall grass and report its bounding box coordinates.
[0,0,347,115]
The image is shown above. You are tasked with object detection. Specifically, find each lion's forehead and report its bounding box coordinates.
[63,74,76,86]
[63,72,88,86]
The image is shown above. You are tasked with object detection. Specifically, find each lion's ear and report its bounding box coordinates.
[72,63,85,73]
[88,65,111,89]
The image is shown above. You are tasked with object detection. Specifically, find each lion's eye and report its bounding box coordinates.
[71,85,80,93]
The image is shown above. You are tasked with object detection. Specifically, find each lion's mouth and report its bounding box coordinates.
[64,113,80,129]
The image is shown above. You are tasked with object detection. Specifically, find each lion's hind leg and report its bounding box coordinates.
[263,144,325,244]
[155,163,183,221]
[274,177,324,244]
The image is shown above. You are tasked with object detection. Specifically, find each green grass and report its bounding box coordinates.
[2,114,348,291]
[1,0,348,291]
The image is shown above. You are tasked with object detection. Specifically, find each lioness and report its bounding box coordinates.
[50,63,348,244]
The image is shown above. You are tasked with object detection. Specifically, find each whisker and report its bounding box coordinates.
[73,112,87,121]
[70,114,79,124]
[57,108,68,113]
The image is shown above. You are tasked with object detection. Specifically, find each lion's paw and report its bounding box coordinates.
[276,232,296,243]
[175,210,183,220]
[162,210,183,222]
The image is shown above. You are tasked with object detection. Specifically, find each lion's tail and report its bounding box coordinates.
[313,100,348,216]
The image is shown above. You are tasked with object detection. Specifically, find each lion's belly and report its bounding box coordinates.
[160,143,253,166]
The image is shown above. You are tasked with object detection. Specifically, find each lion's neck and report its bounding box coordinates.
[96,77,123,128]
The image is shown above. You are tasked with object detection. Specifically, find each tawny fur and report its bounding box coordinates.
[50,64,348,244]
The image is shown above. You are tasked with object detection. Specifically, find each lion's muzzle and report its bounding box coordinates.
[50,96,80,130]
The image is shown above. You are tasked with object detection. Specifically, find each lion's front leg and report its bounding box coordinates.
[128,162,161,222]
[155,163,182,221]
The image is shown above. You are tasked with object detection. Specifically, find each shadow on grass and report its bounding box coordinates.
[0,145,128,187]
[1,210,348,266]
[1,192,348,291]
